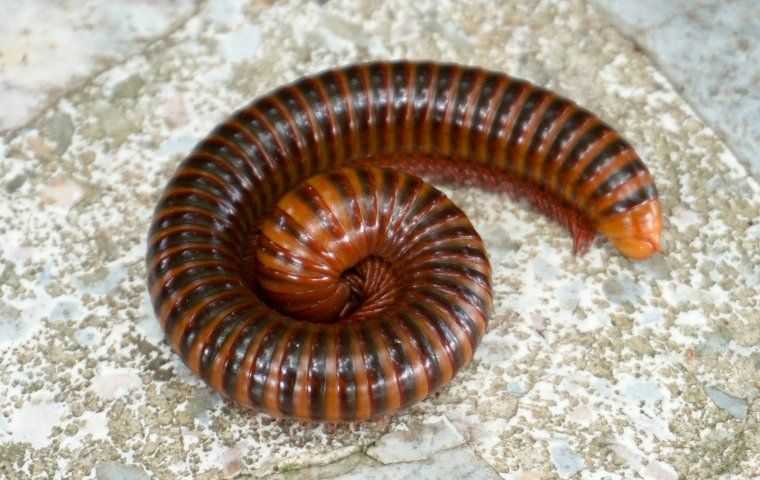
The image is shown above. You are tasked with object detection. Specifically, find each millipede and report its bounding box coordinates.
[146,61,662,422]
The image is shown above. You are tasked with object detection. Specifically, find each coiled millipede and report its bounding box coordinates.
[147,61,662,422]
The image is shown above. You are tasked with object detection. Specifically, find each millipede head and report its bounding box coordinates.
[596,199,663,260]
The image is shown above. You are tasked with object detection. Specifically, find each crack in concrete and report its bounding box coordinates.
[288,443,502,480]
[589,0,759,178]
[1,0,208,144]
[269,417,504,479]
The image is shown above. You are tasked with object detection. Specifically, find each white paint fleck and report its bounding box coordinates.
[49,298,84,323]
[217,25,262,63]
[74,326,102,348]
[82,411,110,441]
[4,397,67,449]
[620,377,666,404]
[636,306,664,326]
[669,206,702,232]
[675,309,706,327]
[747,222,760,240]
[207,0,247,29]
[135,294,165,345]
[91,368,143,400]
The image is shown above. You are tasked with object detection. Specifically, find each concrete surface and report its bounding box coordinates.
[0,0,759,479]
[591,0,760,178]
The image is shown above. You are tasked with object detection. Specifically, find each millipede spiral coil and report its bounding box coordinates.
[147,61,662,422]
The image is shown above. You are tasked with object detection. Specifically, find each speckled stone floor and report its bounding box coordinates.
[1,1,758,479]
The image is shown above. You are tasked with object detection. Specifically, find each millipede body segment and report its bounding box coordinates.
[147,61,662,422]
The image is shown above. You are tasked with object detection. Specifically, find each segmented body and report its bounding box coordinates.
[147,61,662,422]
